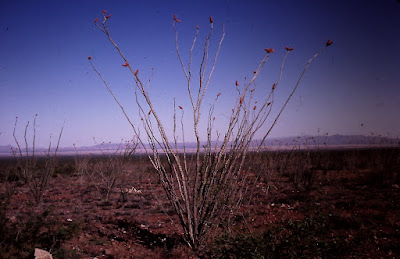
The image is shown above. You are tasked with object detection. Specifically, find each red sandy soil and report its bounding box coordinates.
[1,150,399,258]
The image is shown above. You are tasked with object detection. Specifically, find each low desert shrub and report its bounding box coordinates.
[86,139,138,202]
[212,209,348,258]
[0,206,81,258]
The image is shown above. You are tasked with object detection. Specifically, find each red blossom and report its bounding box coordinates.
[235,80,239,86]
[178,106,183,110]
[88,56,92,60]
[285,46,294,51]
[94,17,99,24]
[217,92,221,97]
[326,39,333,46]
[105,14,112,19]
[173,14,181,23]
[265,48,274,53]
[239,97,243,104]
[102,10,107,14]
[134,69,139,75]
[253,106,257,110]
[196,25,199,29]
[122,61,129,67]
[272,83,276,90]
[209,16,213,23]
[253,71,257,74]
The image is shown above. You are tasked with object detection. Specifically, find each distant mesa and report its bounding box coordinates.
[0,134,398,157]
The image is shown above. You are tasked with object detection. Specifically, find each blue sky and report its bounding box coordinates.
[1,0,399,147]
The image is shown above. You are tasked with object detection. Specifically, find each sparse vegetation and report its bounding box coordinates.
[0,147,399,257]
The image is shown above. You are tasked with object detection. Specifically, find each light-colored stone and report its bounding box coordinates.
[34,248,53,259]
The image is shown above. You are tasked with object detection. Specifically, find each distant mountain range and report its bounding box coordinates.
[0,134,398,156]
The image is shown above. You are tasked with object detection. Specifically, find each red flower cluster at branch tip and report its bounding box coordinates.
[209,16,213,23]
[326,39,333,46]
[272,83,276,90]
[239,97,244,104]
[94,17,99,24]
[253,71,257,74]
[174,14,181,23]
[285,47,294,51]
[178,106,183,110]
[122,61,129,67]
[196,25,199,29]
[102,10,107,14]
[217,92,221,97]
[88,56,92,60]
[253,106,257,110]
[134,69,139,75]
[265,48,274,53]
[235,80,239,86]
[105,14,112,19]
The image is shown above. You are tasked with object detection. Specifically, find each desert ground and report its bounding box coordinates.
[0,147,399,258]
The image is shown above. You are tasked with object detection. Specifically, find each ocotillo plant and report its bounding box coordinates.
[12,115,64,204]
[89,11,332,248]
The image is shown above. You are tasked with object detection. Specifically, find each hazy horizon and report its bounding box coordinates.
[1,0,399,147]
